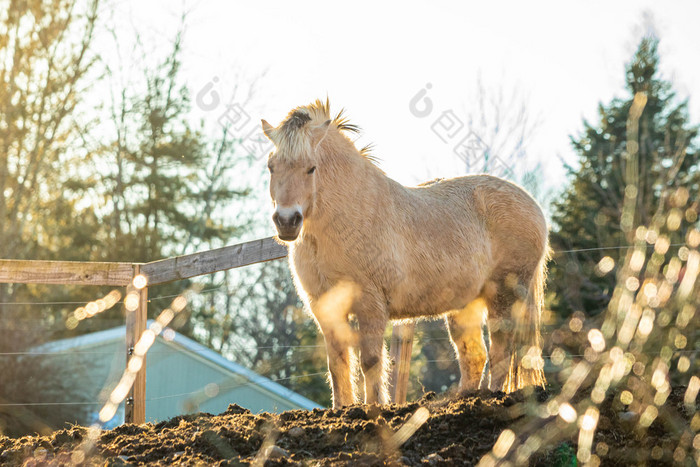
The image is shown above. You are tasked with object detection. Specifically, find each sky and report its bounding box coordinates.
[102,0,700,200]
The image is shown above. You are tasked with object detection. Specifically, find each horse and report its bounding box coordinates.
[261,99,549,408]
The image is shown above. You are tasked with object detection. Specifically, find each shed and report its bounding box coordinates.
[35,323,321,427]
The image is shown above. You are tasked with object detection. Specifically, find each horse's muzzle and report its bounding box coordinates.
[273,210,303,241]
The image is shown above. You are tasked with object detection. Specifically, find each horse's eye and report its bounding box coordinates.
[307,166,316,175]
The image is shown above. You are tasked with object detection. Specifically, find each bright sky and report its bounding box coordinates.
[104,0,700,199]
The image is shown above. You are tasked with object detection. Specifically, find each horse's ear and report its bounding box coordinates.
[261,119,276,141]
[311,119,331,135]
[311,120,332,153]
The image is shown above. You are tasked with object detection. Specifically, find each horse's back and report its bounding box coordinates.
[412,174,547,251]
[388,174,547,316]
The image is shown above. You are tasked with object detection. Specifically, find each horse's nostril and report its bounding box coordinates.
[273,210,302,229]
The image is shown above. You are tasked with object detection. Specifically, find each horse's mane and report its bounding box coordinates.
[274,99,377,165]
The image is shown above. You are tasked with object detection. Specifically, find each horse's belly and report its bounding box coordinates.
[386,276,479,320]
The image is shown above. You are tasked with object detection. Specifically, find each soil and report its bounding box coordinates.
[0,387,696,466]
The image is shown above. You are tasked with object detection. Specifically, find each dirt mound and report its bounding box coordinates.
[0,387,695,466]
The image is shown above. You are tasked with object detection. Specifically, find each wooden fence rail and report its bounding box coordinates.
[140,237,287,285]
[0,259,134,286]
[0,236,414,424]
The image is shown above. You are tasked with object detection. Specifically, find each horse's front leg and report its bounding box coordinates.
[355,297,390,405]
[318,319,357,408]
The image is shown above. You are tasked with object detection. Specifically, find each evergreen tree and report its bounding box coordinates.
[98,33,247,264]
[549,37,699,318]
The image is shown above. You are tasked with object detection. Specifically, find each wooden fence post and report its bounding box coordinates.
[125,265,147,424]
[389,322,415,404]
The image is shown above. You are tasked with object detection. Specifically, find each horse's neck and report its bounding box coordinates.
[305,152,395,242]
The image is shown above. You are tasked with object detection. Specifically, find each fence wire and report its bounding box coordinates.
[0,243,688,307]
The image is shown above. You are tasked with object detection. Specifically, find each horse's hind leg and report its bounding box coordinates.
[446,298,488,392]
[484,273,529,393]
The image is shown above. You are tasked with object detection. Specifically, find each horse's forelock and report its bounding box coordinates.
[282,109,312,132]
[272,99,378,166]
[279,101,330,132]
[274,133,314,163]
[274,103,329,162]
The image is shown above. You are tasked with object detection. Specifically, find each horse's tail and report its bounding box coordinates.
[505,242,551,392]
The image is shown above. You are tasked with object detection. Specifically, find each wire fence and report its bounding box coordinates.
[0,325,696,408]
[2,345,697,407]
[0,241,688,306]
[1,338,698,358]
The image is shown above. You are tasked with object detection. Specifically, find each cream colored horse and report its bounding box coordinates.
[262,99,549,408]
